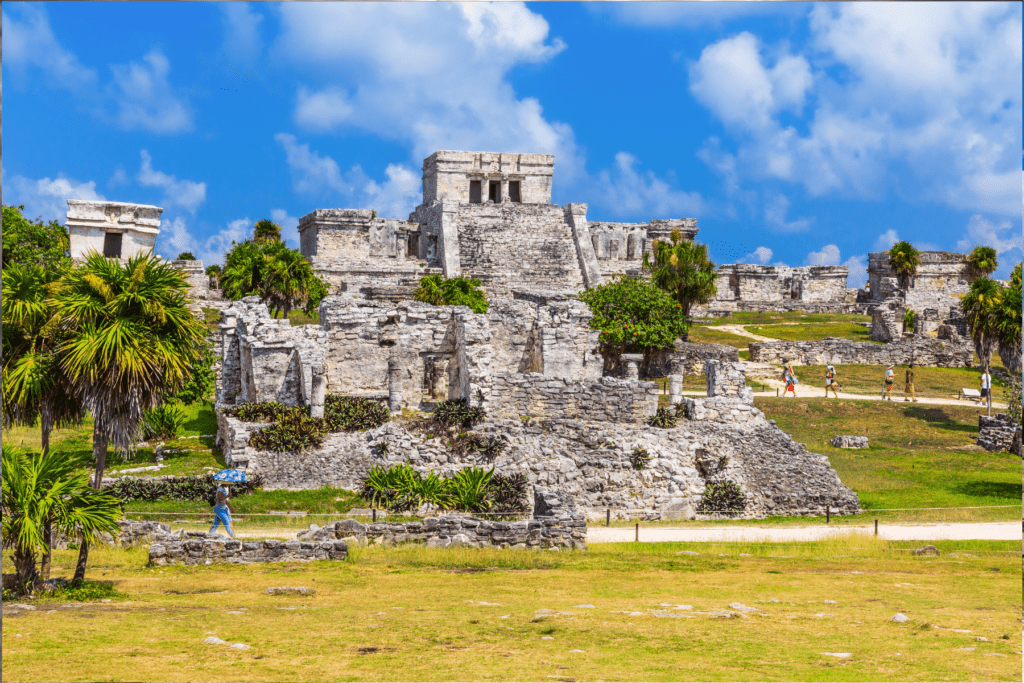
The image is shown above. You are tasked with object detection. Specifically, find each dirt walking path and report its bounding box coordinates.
[587,521,1021,543]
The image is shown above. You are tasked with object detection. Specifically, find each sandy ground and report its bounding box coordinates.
[586,521,1021,543]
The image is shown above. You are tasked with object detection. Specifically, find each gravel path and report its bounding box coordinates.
[587,521,1020,543]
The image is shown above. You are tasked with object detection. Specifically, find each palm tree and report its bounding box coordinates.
[253,219,283,243]
[966,246,998,279]
[2,445,122,592]
[961,276,1001,416]
[646,229,717,341]
[994,263,1022,377]
[50,252,208,580]
[887,240,921,291]
[221,238,328,318]
[205,264,222,290]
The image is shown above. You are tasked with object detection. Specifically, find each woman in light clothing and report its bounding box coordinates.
[210,483,235,537]
[782,362,798,397]
[884,365,895,401]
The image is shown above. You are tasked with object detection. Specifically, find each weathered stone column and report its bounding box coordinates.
[309,363,327,419]
[621,353,643,381]
[388,358,403,413]
[500,178,509,203]
[668,374,683,405]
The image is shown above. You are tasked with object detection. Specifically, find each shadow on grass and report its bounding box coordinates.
[903,406,978,434]
[182,404,218,435]
[949,480,1022,501]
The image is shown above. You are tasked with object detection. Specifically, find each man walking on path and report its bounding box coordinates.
[904,363,918,402]
[884,365,895,400]
[825,364,839,398]
[980,370,991,401]
[210,482,235,537]
[783,362,798,397]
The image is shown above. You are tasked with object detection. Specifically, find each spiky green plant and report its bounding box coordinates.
[413,274,489,314]
[966,246,998,279]
[220,238,328,318]
[253,219,283,242]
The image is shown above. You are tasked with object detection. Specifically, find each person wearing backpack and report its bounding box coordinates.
[825,364,840,398]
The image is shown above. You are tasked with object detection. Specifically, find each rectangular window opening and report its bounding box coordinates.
[469,180,482,204]
[488,181,500,203]
[509,181,521,203]
[103,232,123,259]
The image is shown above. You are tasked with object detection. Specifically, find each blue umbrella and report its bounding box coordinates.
[213,469,247,483]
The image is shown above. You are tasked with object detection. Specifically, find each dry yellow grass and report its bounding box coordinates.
[3,537,1020,682]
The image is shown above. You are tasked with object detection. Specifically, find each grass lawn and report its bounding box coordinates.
[747,322,875,344]
[755,398,1022,519]
[3,540,1020,682]
[708,312,872,326]
[687,326,752,349]
[786,365,1010,402]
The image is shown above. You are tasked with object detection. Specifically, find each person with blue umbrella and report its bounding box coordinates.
[210,469,245,537]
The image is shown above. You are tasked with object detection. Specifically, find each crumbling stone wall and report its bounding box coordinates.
[710,264,851,310]
[148,532,348,566]
[866,251,970,317]
[748,335,974,367]
[488,374,659,424]
[977,414,1022,454]
[647,342,739,378]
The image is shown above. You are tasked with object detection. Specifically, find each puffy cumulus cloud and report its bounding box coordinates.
[763,192,814,233]
[275,133,422,219]
[803,245,868,288]
[692,4,1022,217]
[108,51,192,134]
[873,229,900,252]
[137,151,207,213]
[6,174,105,223]
[739,246,774,265]
[956,214,1023,257]
[592,153,705,219]
[2,4,98,90]
[843,254,869,289]
[805,244,842,266]
[689,32,813,131]
[269,209,301,250]
[275,3,581,182]
[157,217,251,267]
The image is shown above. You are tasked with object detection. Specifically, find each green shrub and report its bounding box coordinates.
[176,252,197,261]
[487,472,530,514]
[903,309,916,331]
[141,403,186,440]
[107,473,264,504]
[696,481,747,514]
[413,274,489,313]
[448,466,494,512]
[646,406,678,428]
[358,464,528,515]
[432,399,485,429]
[323,395,390,432]
[225,401,295,423]
[630,446,650,470]
[45,580,127,602]
[249,409,326,453]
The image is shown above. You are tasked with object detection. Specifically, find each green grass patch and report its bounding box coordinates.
[3,540,1020,682]
[202,307,221,332]
[709,312,872,326]
[756,397,1022,516]
[747,322,875,343]
[686,326,751,349]
[124,486,365,518]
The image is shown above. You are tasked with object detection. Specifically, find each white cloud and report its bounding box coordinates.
[763,192,814,233]
[956,214,1023,255]
[805,244,842,266]
[588,3,805,29]
[592,152,705,219]
[7,174,105,223]
[739,246,774,265]
[108,167,130,188]
[269,209,301,249]
[2,4,98,90]
[275,133,421,219]
[157,217,250,267]
[873,229,900,252]
[108,51,192,134]
[275,3,581,182]
[222,3,263,65]
[137,151,207,213]
[691,4,1022,217]
[843,254,869,289]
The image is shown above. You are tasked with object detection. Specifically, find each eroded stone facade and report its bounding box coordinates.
[67,200,162,261]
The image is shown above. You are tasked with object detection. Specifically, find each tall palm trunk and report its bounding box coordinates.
[73,424,109,582]
[40,521,53,581]
[14,546,40,590]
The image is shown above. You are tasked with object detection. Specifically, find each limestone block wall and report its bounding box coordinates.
[421,151,555,205]
[488,374,659,424]
[977,414,1021,453]
[867,251,970,316]
[712,265,850,306]
[748,336,974,368]
[171,259,209,300]
[67,200,163,261]
[647,342,739,378]
[705,361,754,402]
[148,532,348,566]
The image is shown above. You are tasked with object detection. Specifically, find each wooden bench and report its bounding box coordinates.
[958,388,981,402]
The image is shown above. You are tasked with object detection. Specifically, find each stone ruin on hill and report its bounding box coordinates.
[214,294,860,521]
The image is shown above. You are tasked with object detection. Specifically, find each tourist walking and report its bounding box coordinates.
[884,365,895,401]
[782,362,798,397]
[904,363,918,402]
[825,364,839,398]
[980,370,991,401]
[210,482,235,537]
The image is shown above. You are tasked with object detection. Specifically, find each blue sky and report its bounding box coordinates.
[4,2,1022,286]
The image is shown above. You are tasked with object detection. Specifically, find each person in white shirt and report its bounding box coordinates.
[883,365,895,401]
[980,371,991,400]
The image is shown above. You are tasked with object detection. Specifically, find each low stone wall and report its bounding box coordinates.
[148,532,348,566]
[977,414,1022,454]
[488,373,659,424]
[646,342,739,378]
[297,514,586,551]
[680,397,764,424]
[748,336,974,368]
[53,520,171,550]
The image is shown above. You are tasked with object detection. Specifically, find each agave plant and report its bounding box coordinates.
[449,466,494,513]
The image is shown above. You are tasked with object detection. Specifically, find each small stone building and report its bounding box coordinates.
[67,200,163,261]
[866,251,971,318]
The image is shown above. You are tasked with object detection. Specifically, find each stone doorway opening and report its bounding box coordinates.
[469,180,482,204]
[488,181,500,203]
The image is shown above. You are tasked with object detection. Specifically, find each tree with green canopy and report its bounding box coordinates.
[578,275,689,374]
[413,274,489,314]
[205,263,222,289]
[49,252,209,580]
[994,262,1022,377]
[966,245,998,279]
[2,445,121,592]
[960,275,1001,416]
[220,236,328,318]
[644,228,716,341]
[2,204,72,271]
[176,252,197,261]
[887,240,921,290]
[253,219,283,242]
